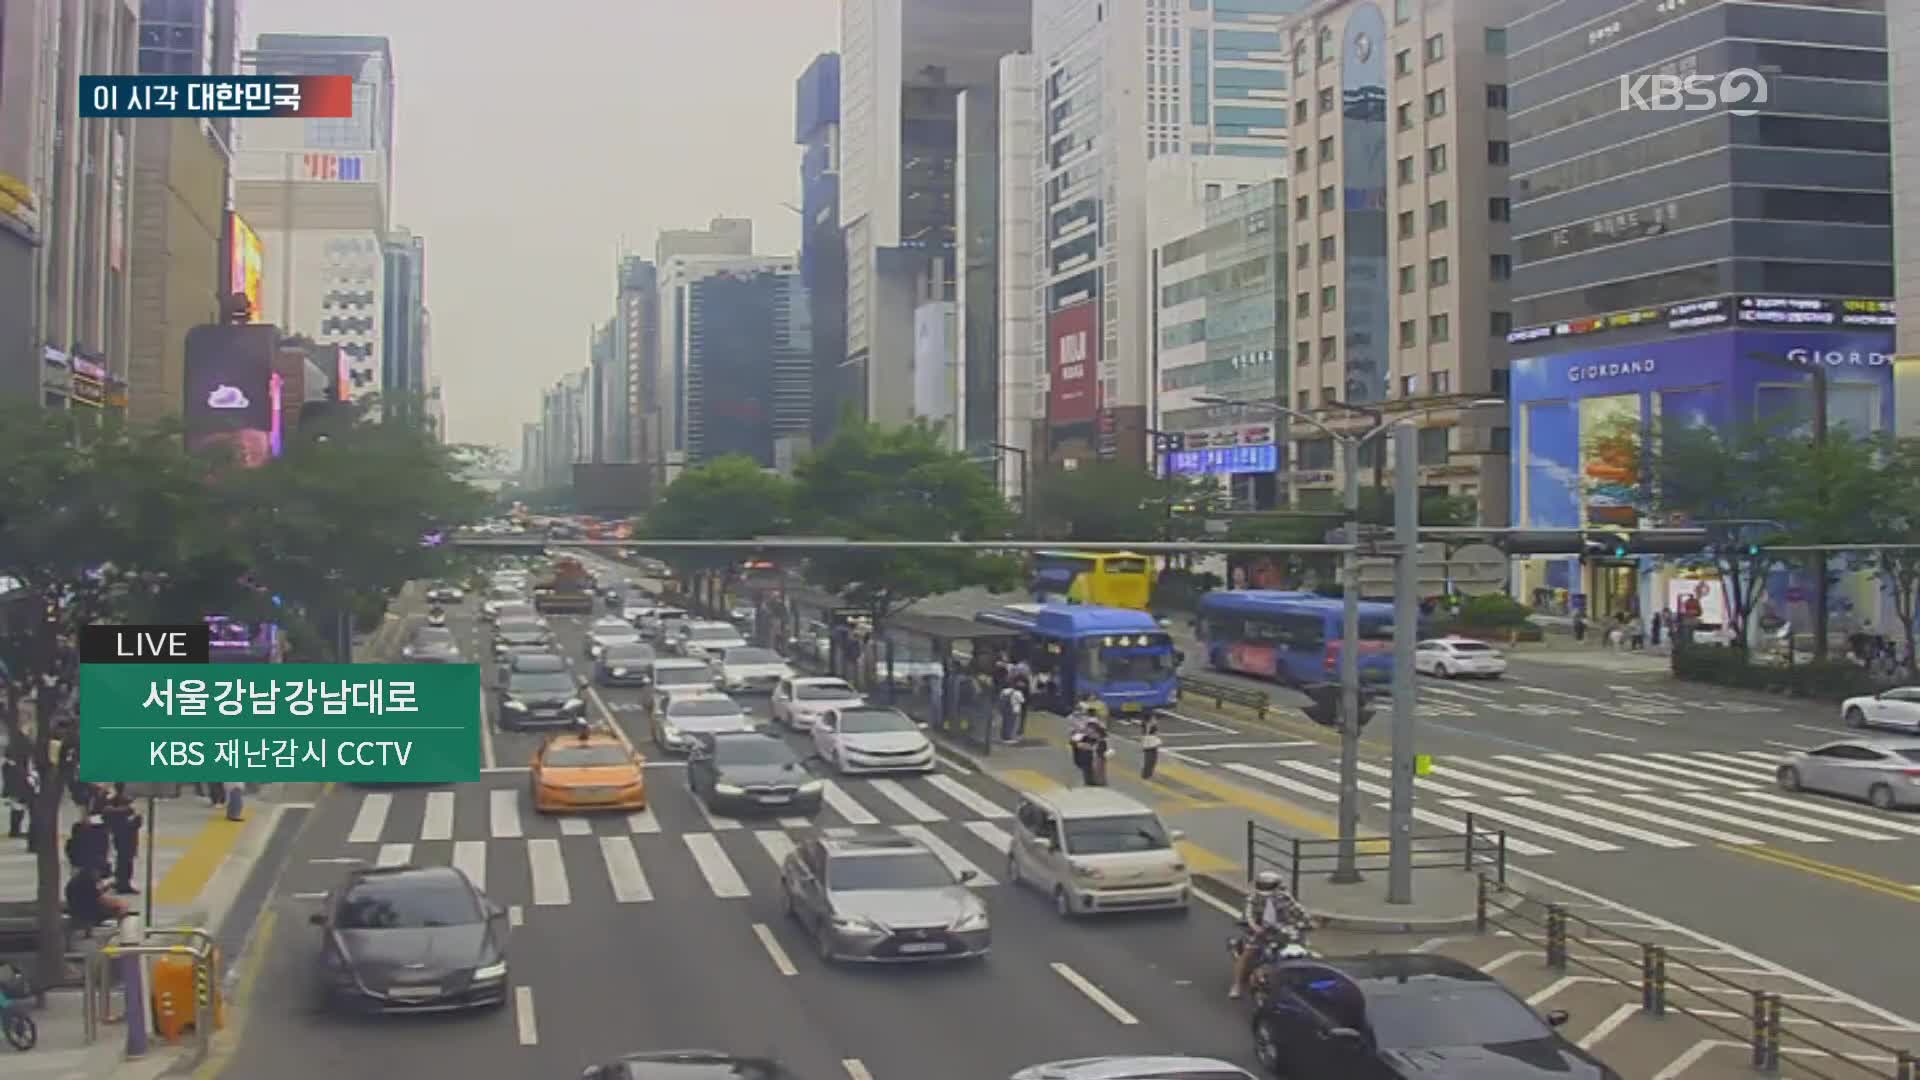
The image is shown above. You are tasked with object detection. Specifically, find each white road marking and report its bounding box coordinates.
[755,829,798,868]
[507,905,524,927]
[480,766,530,774]
[1436,756,1589,793]
[489,789,522,838]
[480,685,498,770]
[514,986,537,1045]
[559,817,593,836]
[1545,753,1706,790]
[1732,790,1920,837]
[1701,792,1899,840]
[1355,759,1473,797]
[752,922,798,976]
[1793,723,1841,735]
[1425,760,1535,795]
[690,793,743,831]
[1562,795,1762,845]
[824,826,859,838]
[1620,793,1833,844]
[842,1060,874,1080]
[1222,761,1337,802]
[1579,1003,1640,1051]
[375,843,412,868]
[963,821,1013,855]
[1527,976,1580,1006]
[527,838,571,905]
[1764,740,1805,751]
[1157,709,1237,733]
[819,780,880,824]
[867,779,946,821]
[1440,800,1624,851]
[452,840,486,892]
[1051,962,1139,1024]
[420,792,455,841]
[599,836,653,903]
[1171,741,1316,752]
[1480,950,1532,973]
[896,824,996,885]
[926,774,1013,818]
[1385,804,1555,857]
[348,793,391,843]
[777,816,812,828]
[627,809,660,834]
[1596,754,1723,785]
[1659,752,1773,781]
[683,833,750,898]
[1570,726,1637,743]
[1653,1040,1721,1080]
[934,752,975,774]
[1502,797,1691,848]
[1493,754,1650,791]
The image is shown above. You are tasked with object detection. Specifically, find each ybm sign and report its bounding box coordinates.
[299,153,365,181]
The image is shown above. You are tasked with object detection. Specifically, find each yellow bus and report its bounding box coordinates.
[1029,550,1155,611]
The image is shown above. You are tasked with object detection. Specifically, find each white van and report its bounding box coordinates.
[1006,787,1191,917]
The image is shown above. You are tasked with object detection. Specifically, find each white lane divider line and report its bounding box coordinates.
[755,829,798,868]
[934,752,975,775]
[527,838,571,906]
[559,817,593,836]
[683,833,750,898]
[514,986,538,1045]
[867,779,946,822]
[375,843,412,868]
[752,922,798,976]
[895,824,996,885]
[1652,1040,1720,1080]
[420,792,455,841]
[843,1060,874,1080]
[627,808,660,833]
[926,774,1012,818]
[1570,726,1637,743]
[480,686,498,770]
[1051,962,1139,1024]
[819,780,880,825]
[1527,976,1580,1006]
[452,840,486,892]
[600,836,654,903]
[962,821,1013,855]
[690,794,743,831]
[348,793,391,843]
[490,789,523,838]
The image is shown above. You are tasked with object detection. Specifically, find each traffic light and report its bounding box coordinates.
[1154,432,1186,454]
[1627,531,1711,557]
[1584,532,1630,558]
[1301,685,1377,729]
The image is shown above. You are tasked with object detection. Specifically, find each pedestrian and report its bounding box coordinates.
[1086,719,1111,787]
[3,746,33,845]
[998,682,1026,743]
[102,785,141,895]
[206,780,227,808]
[1650,610,1664,647]
[1572,612,1587,643]
[1139,713,1162,780]
[66,811,110,878]
[1010,668,1032,737]
[1068,706,1097,785]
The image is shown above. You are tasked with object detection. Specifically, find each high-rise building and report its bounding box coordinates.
[521,421,543,490]
[650,217,754,476]
[1890,1,1919,435]
[589,318,615,462]
[381,227,427,412]
[839,0,1029,427]
[234,34,395,400]
[0,0,141,412]
[662,259,812,472]
[616,255,657,465]
[993,53,1042,502]
[796,52,853,445]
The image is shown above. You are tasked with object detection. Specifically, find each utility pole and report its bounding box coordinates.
[1388,424,1419,903]
[1333,437,1363,883]
[1811,366,1829,662]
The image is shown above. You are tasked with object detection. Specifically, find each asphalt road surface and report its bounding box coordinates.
[220,600,1270,1080]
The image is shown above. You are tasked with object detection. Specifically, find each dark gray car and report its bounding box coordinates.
[686,731,822,815]
[779,830,989,963]
[492,618,553,658]
[497,668,584,731]
[595,642,656,687]
[401,626,461,663]
[309,865,508,1012]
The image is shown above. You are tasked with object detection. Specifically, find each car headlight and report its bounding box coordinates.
[591,645,604,656]
[660,721,681,739]
[798,780,824,795]
[563,698,584,712]
[504,700,529,712]
[611,667,628,676]
[473,961,508,981]
[950,910,989,932]
[1068,860,1104,880]
[830,916,886,936]
[714,782,746,796]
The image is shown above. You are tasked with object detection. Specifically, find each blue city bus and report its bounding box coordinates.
[1195,590,1398,687]
[974,603,1180,717]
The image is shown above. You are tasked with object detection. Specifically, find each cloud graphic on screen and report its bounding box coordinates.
[207,384,250,409]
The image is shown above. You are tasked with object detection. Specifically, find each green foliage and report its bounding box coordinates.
[1355,487,1480,527]
[1672,644,1880,700]
[1455,593,1535,628]
[644,455,793,575]
[792,421,1019,614]
[1029,461,1220,542]
[1862,437,1920,674]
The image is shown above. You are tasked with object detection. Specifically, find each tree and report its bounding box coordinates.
[1767,429,1883,661]
[1865,437,1920,674]
[1029,460,1220,542]
[643,456,794,604]
[1355,487,1480,528]
[792,422,1020,618]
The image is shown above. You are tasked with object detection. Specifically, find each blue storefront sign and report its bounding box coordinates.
[1167,443,1278,476]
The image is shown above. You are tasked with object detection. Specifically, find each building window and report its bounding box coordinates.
[1294,98,1309,124]
[1395,0,1412,23]
[1428,256,1450,287]
[1426,144,1448,175]
[1488,140,1510,165]
[1318,135,1334,162]
[1486,83,1508,109]
[1318,87,1334,113]
[1432,371,1451,394]
[1320,285,1337,311]
[1485,27,1507,55]
[1319,185,1336,212]
[1397,210,1415,239]
[1491,426,1511,453]
[1297,339,1312,365]
[1401,374,1420,396]
[1428,312,1451,342]
[1296,242,1311,269]
[1395,49,1411,77]
[1398,265,1416,293]
[1319,236,1336,262]
[1491,368,1511,397]
[1397,156,1414,184]
[1296,194,1310,220]
[1296,291,1310,318]
[1396,102,1413,131]
[1295,146,1310,171]
[1399,320,1417,348]
[1424,33,1445,64]
[1489,196,1511,221]
[1490,310,1513,336]
[1490,253,1512,280]
[1317,25,1333,64]
[1297,389,1313,410]
[1428,200,1449,231]
[1319,335,1336,360]
[1425,89,1447,118]
[1418,425,1450,464]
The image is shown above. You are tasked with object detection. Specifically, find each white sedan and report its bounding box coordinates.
[1413,637,1507,679]
[712,646,795,694]
[771,676,864,732]
[811,705,935,774]
[1842,687,1920,732]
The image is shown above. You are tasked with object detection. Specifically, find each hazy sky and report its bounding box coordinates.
[243,0,839,452]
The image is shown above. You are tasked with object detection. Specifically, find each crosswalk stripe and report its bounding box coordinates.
[1500,797,1690,848]
[1440,800,1624,852]
[820,781,879,825]
[598,837,653,903]
[823,826,859,838]
[1223,762,1338,802]
[1618,793,1833,844]
[1652,753,1771,783]
[927,775,1012,818]
[1730,790,1920,836]
[490,790,522,838]
[1276,760,1390,799]
[1683,792,1896,841]
[452,840,487,892]
[1494,755,1649,792]
[1435,757,1588,793]
[963,821,1014,855]
[690,795,742,831]
[559,817,593,836]
[627,809,660,834]
[754,830,798,869]
[376,843,412,867]
[867,779,945,822]
[1425,760,1536,795]
[1698,751,1787,776]
[421,792,455,841]
[1731,750,1790,763]
[895,824,996,885]
[1561,795,1763,845]
[1354,759,1474,798]
[1544,753,1706,790]
[1597,754,1737,786]
[777,817,812,828]
[528,839,570,905]
[1386,804,1554,857]
[683,834,749,898]
[348,793,390,843]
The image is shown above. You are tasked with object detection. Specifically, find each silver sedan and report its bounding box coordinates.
[1776,737,1920,810]
[779,830,989,963]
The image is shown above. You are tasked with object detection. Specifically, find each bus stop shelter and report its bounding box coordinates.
[871,612,1021,755]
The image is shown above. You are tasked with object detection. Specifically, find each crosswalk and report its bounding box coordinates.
[1221,749,1920,857]
[313,771,1022,910]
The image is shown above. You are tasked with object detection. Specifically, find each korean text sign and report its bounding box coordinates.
[78,664,481,783]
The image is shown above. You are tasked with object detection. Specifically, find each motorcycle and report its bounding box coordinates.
[1228,922,1314,1010]
[427,607,447,628]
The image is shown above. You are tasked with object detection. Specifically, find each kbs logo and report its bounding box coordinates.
[1618,68,1768,115]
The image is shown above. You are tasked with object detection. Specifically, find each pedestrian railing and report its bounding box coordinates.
[1476,877,1918,1079]
[1246,816,1507,901]
[81,923,223,1063]
[1177,675,1271,720]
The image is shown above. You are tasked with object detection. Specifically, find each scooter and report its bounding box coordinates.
[1228,923,1314,1010]
[427,607,447,628]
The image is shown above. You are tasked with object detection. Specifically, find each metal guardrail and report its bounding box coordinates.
[81,926,223,1064]
[1178,674,1272,719]
[1245,817,1507,900]
[1476,877,1918,1079]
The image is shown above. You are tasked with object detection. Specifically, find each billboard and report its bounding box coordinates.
[1047,302,1097,424]
[228,212,264,321]
[184,324,278,468]
[269,371,285,458]
[913,300,956,431]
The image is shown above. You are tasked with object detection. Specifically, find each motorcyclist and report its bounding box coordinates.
[1230,870,1311,999]
[427,604,447,627]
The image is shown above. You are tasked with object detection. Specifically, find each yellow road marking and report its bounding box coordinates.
[154,814,250,907]
[1027,731,1208,807]
[194,907,276,1079]
[994,768,1063,794]
[1181,699,1391,754]
[1720,844,1920,905]
[1177,840,1238,875]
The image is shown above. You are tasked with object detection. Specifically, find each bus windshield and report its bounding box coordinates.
[1086,647,1174,684]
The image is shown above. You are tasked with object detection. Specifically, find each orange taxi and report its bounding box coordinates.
[529,728,647,812]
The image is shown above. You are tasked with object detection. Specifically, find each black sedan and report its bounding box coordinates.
[687,730,823,816]
[425,583,465,604]
[595,642,657,687]
[492,618,554,658]
[497,667,586,731]
[580,1051,799,1079]
[309,865,508,1013]
[1251,954,1620,1079]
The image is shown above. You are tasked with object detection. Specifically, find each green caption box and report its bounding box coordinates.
[77,664,482,783]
